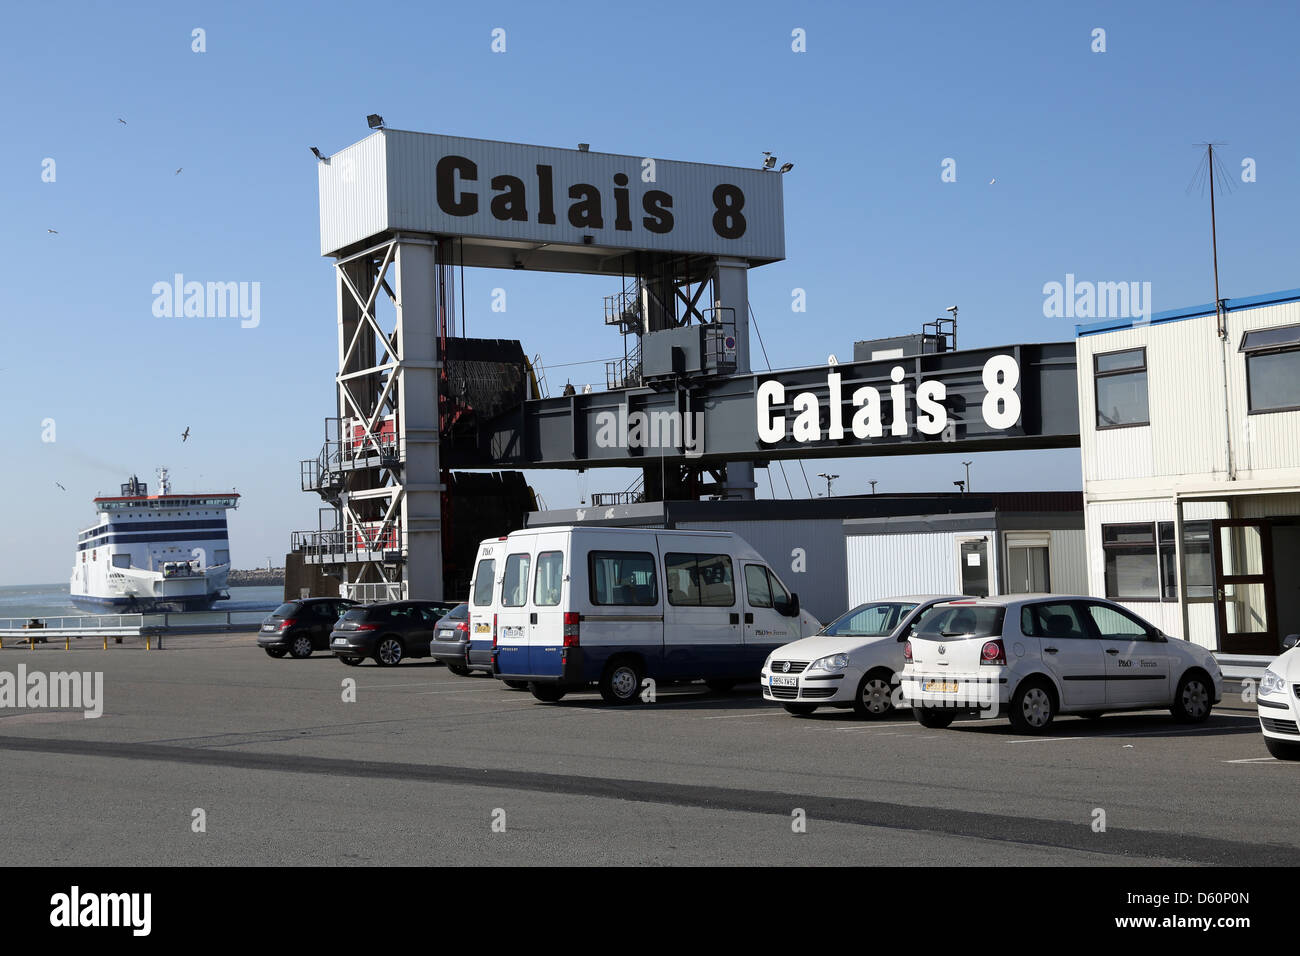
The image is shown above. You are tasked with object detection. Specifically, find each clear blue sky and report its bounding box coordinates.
[2,0,1297,585]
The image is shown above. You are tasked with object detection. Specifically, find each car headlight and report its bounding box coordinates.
[810,653,849,672]
[1260,668,1287,697]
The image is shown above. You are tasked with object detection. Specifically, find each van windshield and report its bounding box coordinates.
[914,604,1006,639]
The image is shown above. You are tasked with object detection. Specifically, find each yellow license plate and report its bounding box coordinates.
[924,680,959,693]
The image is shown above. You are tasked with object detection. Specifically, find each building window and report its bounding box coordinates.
[1242,325,1300,413]
[1102,521,1178,602]
[1094,348,1149,428]
[1007,545,1050,593]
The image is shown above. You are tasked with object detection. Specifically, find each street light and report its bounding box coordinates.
[817,473,839,497]
[869,480,878,495]
[961,460,972,493]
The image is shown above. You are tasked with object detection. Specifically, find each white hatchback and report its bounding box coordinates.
[1257,636,1300,759]
[762,595,964,718]
[899,595,1223,735]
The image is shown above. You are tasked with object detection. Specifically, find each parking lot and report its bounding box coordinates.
[0,634,1295,866]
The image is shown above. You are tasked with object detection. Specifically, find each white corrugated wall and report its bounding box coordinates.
[845,531,971,605]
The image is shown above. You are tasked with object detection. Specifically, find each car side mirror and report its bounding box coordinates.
[1284,633,1300,650]
[1150,630,1168,643]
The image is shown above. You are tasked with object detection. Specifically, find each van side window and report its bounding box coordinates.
[471,558,496,607]
[534,551,564,606]
[589,551,658,607]
[665,553,735,607]
[502,553,531,607]
[745,564,773,608]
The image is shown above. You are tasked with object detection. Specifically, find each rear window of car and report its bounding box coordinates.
[443,603,469,620]
[823,602,918,637]
[914,604,1006,639]
[272,603,299,617]
[340,608,370,622]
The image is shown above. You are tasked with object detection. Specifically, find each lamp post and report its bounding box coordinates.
[817,473,839,498]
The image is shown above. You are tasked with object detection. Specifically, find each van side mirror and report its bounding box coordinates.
[776,592,800,618]
[1284,634,1300,650]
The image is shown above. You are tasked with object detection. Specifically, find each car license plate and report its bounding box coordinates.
[331,638,348,647]
[438,629,453,640]
[924,679,959,693]
[261,625,275,631]
[769,675,797,688]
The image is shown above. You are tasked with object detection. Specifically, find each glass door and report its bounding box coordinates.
[1213,520,1277,654]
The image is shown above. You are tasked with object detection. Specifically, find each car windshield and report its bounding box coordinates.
[271,603,299,617]
[914,604,1006,639]
[822,602,918,637]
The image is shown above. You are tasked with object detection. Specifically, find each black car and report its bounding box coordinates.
[329,601,458,666]
[258,598,358,659]
[427,603,476,675]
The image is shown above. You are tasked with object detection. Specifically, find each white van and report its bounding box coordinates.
[472,526,821,703]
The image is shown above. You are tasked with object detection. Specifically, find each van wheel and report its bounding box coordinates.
[1009,679,1056,734]
[705,679,737,693]
[600,659,644,704]
[783,703,817,716]
[853,669,896,719]
[375,637,404,667]
[289,635,314,659]
[913,707,955,729]
[447,662,471,676]
[502,680,529,690]
[264,647,287,659]
[1171,671,1213,723]
[1265,736,1300,760]
[530,683,566,703]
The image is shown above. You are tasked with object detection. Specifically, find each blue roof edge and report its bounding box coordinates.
[1075,286,1300,337]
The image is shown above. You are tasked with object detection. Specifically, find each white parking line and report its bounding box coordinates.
[1007,736,1083,744]
[702,711,790,720]
[1224,757,1281,764]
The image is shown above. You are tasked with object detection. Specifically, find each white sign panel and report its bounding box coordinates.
[320,130,786,261]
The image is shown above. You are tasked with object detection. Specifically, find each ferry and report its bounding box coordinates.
[69,470,240,612]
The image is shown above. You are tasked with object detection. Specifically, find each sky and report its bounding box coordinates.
[2,0,1298,585]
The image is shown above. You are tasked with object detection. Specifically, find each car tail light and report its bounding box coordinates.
[492,613,498,648]
[354,623,378,631]
[455,621,469,634]
[279,619,296,630]
[903,640,912,662]
[563,612,580,647]
[980,639,1006,665]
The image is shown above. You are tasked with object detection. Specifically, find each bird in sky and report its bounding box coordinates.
[181,427,190,442]
[175,168,183,175]
[47,228,58,234]
[55,482,66,491]
[117,117,127,125]
[989,178,997,185]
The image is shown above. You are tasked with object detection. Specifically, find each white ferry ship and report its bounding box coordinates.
[69,470,240,612]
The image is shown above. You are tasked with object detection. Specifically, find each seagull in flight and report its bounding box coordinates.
[55,482,66,491]
[181,426,190,442]
[175,168,183,175]
[117,117,127,125]
[47,228,58,234]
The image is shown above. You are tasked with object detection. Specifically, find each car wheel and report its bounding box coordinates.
[447,662,471,676]
[502,679,529,690]
[289,635,314,659]
[1009,679,1056,734]
[339,656,363,666]
[1171,671,1213,723]
[1265,736,1300,760]
[913,706,955,729]
[529,682,566,703]
[852,668,896,719]
[783,703,817,716]
[600,659,644,704]
[263,647,287,659]
[375,637,404,667]
[704,679,737,693]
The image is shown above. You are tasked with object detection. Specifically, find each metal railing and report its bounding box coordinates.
[0,614,143,631]
[291,527,405,561]
[344,581,407,603]
[591,491,645,507]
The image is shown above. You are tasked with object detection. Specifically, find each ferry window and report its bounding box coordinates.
[471,559,496,607]
[501,553,531,607]
[1094,348,1149,429]
[533,551,563,606]
[588,551,658,607]
[1242,327,1300,413]
[664,552,735,607]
